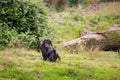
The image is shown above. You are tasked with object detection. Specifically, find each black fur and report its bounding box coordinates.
[40,39,61,62]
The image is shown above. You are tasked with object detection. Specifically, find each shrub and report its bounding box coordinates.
[0,0,55,49]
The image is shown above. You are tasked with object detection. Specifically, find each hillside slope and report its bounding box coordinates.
[0,48,120,80]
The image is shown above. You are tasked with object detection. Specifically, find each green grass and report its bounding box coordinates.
[0,2,120,80]
[0,48,120,80]
[49,2,120,42]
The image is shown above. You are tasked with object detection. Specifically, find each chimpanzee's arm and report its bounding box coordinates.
[40,44,48,55]
[48,48,55,54]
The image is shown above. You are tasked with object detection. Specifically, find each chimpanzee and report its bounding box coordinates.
[40,39,61,62]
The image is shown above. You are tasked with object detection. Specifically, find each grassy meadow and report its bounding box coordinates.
[0,48,120,80]
[49,2,120,42]
[0,1,120,80]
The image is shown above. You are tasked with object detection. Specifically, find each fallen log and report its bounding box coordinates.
[63,38,86,48]
[102,42,120,52]
[63,29,106,48]
[63,25,120,52]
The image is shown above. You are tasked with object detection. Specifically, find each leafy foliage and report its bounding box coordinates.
[0,0,55,49]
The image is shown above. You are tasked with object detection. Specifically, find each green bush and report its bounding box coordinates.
[0,0,55,49]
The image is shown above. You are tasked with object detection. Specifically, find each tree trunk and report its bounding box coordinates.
[64,25,120,52]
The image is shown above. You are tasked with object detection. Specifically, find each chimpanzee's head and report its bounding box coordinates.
[43,39,52,48]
